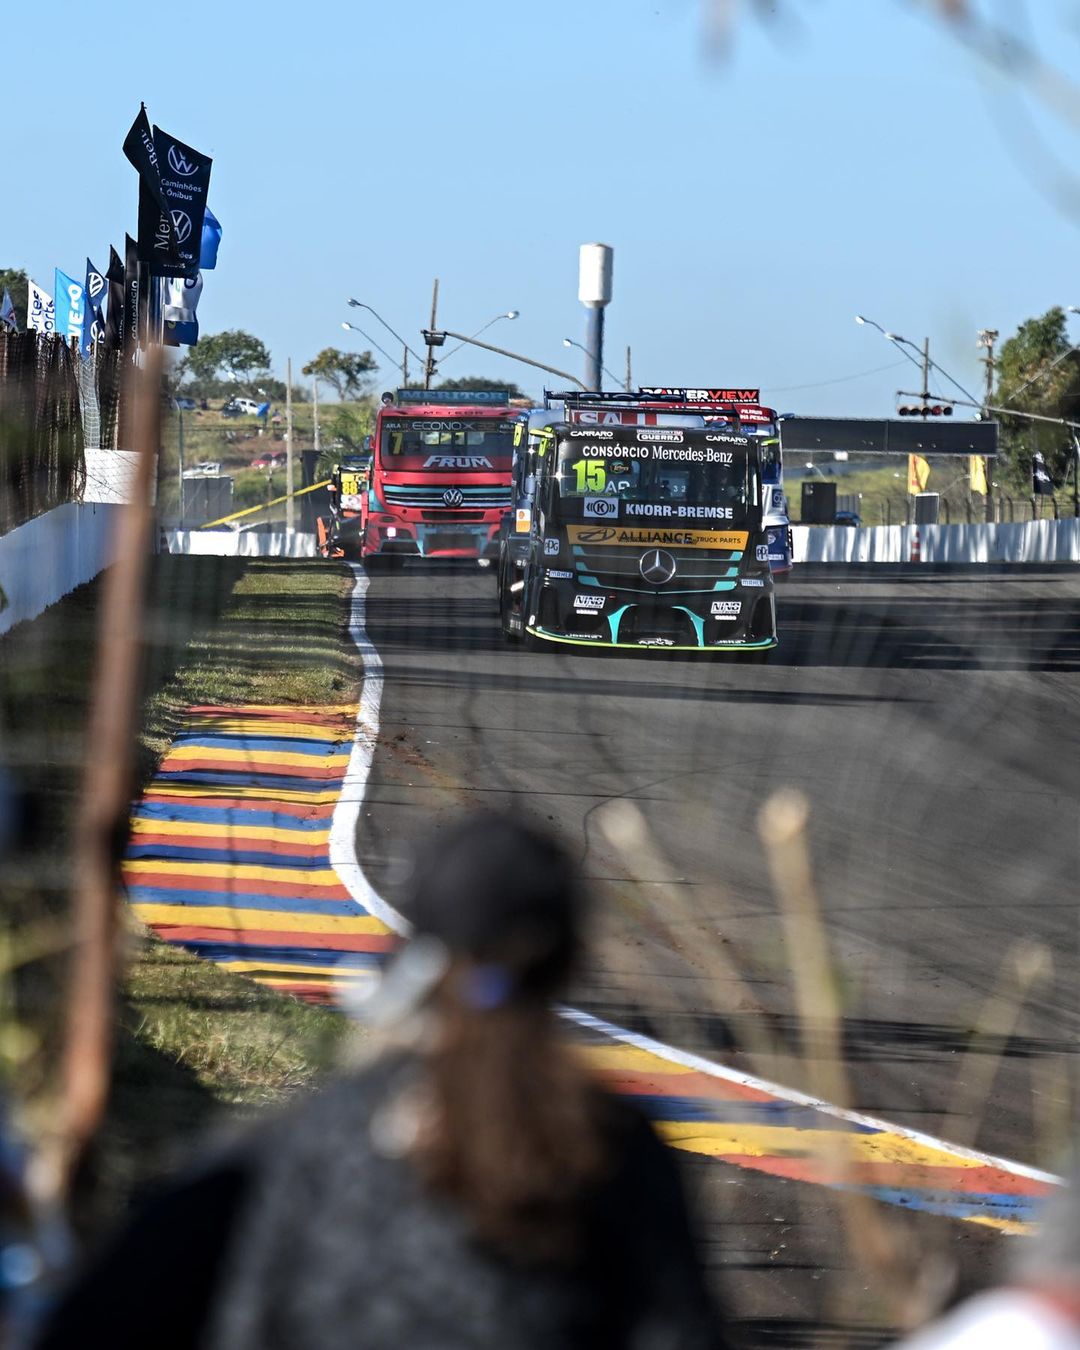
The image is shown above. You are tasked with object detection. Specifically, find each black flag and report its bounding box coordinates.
[105,245,125,351]
[1032,451,1053,496]
[124,234,141,351]
[147,125,213,278]
[124,105,176,265]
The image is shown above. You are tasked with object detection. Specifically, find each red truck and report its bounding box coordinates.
[361,388,516,561]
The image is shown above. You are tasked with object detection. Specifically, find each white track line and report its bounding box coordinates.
[330,562,1061,1191]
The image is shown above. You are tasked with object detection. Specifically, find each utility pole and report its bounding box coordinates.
[977,329,998,523]
[402,345,409,387]
[579,244,613,391]
[625,345,632,393]
[312,377,320,454]
[285,356,295,534]
[424,278,439,390]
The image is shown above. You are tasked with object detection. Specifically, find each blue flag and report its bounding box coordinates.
[200,206,222,270]
[54,269,85,347]
[0,291,16,331]
[162,272,202,347]
[82,258,107,355]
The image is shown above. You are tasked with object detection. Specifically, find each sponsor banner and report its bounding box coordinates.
[82,258,107,355]
[624,503,734,521]
[397,388,509,405]
[742,577,764,587]
[571,440,738,463]
[148,126,213,277]
[639,386,760,403]
[583,495,618,520]
[105,245,125,350]
[569,408,704,427]
[123,233,141,350]
[573,594,605,610]
[54,269,85,346]
[546,569,572,579]
[27,280,54,334]
[124,106,176,266]
[543,537,560,555]
[567,525,749,551]
[755,544,769,562]
[711,600,742,617]
[200,205,222,270]
[908,453,930,494]
[1,290,18,332]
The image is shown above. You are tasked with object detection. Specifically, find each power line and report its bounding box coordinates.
[767,360,909,393]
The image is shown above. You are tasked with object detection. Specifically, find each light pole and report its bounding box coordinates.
[341,321,401,380]
[421,329,586,390]
[346,298,425,385]
[438,311,519,365]
[854,314,981,406]
[562,337,624,390]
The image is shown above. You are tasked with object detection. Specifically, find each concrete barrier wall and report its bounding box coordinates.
[792,519,1080,564]
[166,530,317,558]
[0,502,122,636]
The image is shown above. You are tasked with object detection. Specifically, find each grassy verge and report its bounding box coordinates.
[0,554,360,1223]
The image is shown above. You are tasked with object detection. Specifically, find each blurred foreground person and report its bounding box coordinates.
[37,814,729,1349]
[893,1172,1080,1349]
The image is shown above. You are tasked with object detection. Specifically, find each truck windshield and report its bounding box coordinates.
[554,435,753,526]
[379,417,515,472]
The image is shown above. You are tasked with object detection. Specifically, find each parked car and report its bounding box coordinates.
[834,510,861,527]
[250,453,286,470]
[175,395,198,411]
[222,397,263,417]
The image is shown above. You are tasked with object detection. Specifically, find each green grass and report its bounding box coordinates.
[0,555,361,1221]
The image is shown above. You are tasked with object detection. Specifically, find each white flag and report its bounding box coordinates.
[27,280,55,334]
[162,272,202,324]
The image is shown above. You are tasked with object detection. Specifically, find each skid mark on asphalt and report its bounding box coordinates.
[123,568,1058,1234]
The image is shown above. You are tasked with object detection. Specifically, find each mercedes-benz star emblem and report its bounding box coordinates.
[442,487,464,507]
[639,549,676,584]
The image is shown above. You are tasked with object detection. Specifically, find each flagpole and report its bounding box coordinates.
[286,358,295,534]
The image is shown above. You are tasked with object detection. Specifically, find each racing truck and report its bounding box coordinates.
[361,388,515,562]
[316,451,372,559]
[499,391,777,655]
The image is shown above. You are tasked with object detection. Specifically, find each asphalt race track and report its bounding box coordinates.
[355,561,1080,1344]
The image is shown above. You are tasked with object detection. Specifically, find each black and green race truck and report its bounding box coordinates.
[499,411,777,655]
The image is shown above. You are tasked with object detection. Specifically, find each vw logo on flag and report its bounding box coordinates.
[639,549,676,585]
[442,488,464,507]
[168,144,198,177]
[171,210,193,244]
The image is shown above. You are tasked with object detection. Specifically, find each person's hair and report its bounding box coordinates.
[412,968,611,1265]
[403,814,613,1264]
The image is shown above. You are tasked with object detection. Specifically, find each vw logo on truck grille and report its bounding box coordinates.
[639,549,677,584]
[442,487,464,507]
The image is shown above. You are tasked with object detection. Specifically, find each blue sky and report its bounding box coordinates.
[5,0,1080,412]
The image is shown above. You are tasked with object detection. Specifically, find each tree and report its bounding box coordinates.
[994,307,1080,490]
[435,375,526,398]
[302,347,378,401]
[0,269,29,330]
[179,330,272,394]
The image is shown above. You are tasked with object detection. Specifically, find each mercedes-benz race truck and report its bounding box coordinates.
[362,389,515,562]
[501,399,777,656]
[498,391,711,631]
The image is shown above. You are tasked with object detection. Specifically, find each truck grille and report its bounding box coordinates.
[382,484,510,510]
[571,544,740,593]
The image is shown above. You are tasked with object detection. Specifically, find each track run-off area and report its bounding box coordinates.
[125,559,1080,1341]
